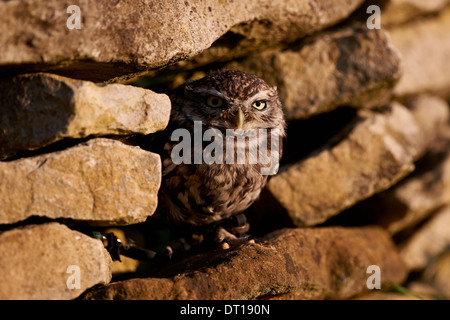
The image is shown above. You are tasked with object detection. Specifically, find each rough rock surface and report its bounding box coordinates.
[265,102,437,227]
[421,250,450,298]
[354,141,450,234]
[382,0,450,26]
[0,222,112,300]
[0,138,161,226]
[83,226,406,300]
[390,8,450,99]
[333,96,450,234]
[399,206,450,271]
[0,73,170,159]
[229,25,402,120]
[349,0,450,27]
[0,0,364,82]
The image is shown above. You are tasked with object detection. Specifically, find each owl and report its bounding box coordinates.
[156,69,286,246]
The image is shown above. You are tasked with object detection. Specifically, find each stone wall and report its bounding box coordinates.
[0,0,449,300]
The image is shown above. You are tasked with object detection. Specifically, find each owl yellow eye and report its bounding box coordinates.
[252,101,266,110]
[206,96,224,108]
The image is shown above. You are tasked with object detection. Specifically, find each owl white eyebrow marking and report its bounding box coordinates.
[246,90,273,103]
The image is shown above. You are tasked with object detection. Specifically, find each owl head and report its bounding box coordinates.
[170,69,286,137]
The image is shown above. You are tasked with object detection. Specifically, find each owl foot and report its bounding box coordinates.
[214,226,260,250]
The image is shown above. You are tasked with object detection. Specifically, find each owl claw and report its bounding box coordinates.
[214,226,260,249]
[220,240,231,250]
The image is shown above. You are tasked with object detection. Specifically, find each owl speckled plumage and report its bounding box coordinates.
[157,70,286,235]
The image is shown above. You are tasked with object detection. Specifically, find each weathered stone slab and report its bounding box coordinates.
[0,222,112,300]
[400,206,450,271]
[228,24,402,120]
[0,0,364,81]
[265,102,438,227]
[420,250,450,298]
[0,138,161,226]
[0,73,170,159]
[350,0,450,27]
[83,226,406,300]
[335,96,450,234]
[382,0,450,26]
[390,8,450,99]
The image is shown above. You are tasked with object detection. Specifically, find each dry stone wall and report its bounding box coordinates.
[0,0,449,300]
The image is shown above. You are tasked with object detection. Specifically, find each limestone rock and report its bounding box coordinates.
[334,96,450,234]
[0,73,170,159]
[350,139,450,234]
[381,0,450,26]
[228,24,402,120]
[265,102,434,227]
[0,222,112,300]
[0,0,364,82]
[390,8,450,99]
[0,138,161,226]
[421,250,450,298]
[83,226,406,300]
[399,206,450,271]
[350,0,450,27]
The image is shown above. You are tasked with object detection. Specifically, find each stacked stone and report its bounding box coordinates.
[0,0,449,300]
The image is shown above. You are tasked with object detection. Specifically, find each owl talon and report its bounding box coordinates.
[220,240,231,250]
[214,226,259,249]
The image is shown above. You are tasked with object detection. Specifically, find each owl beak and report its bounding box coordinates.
[234,108,245,130]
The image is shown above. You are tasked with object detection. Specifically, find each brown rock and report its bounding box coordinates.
[405,281,449,300]
[0,138,161,226]
[349,0,450,27]
[399,205,450,271]
[0,222,112,300]
[266,102,434,227]
[228,24,402,120]
[353,143,450,234]
[382,0,450,26]
[0,73,170,159]
[83,226,406,300]
[421,250,450,298]
[390,8,450,99]
[0,0,364,82]
[334,96,450,234]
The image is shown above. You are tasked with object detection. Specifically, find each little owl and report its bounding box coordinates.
[156,69,286,246]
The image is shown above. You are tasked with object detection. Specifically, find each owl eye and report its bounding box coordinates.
[252,100,266,110]
[206,96,224,108]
